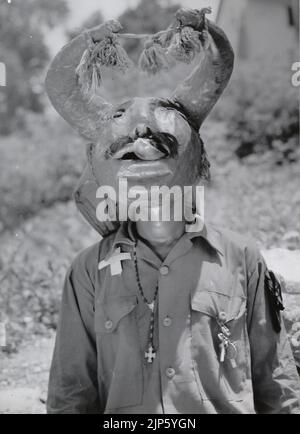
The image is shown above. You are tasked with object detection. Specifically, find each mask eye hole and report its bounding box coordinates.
[113,108,126,119]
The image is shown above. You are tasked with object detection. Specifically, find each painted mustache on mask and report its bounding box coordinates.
[105,129,180,161]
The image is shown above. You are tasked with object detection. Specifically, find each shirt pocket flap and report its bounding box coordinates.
[191,272,246,322]
[95,296,138,334]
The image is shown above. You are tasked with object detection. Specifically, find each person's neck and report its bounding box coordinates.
[135,220,185,261]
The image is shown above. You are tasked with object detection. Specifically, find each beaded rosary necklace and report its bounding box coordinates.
[133,242,158,364]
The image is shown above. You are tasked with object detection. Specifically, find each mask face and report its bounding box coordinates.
[89,97,203,207]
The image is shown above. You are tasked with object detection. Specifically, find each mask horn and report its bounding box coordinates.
[172,18,234,130]
[45,22,121,141]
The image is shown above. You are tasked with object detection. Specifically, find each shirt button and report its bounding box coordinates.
[163,317,172,327]
[159,265,169,276]
[105,320,113,330]
[218,311,227,323]
[165,367,175,378]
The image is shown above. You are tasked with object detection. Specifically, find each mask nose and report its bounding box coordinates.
[132,124,151,140]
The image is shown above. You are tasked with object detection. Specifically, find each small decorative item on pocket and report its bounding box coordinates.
[226,341,238,368]
[218,333,237,368]
[217,316,238,368]
[218,332,227,362]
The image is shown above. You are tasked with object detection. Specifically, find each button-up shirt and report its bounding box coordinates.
[47,222,300,414]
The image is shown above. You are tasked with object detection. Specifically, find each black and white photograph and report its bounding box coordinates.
[0,0,300,416]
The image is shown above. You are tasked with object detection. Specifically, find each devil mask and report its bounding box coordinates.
[45,8,234,236]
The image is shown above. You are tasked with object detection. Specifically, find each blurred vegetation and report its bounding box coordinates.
[0,0,299,356]
[0,113,85,232]
[0,0,69,135]
[0,202,98,353]
[212,59,299,165]
[118,0,179,60]
[66,10,104,40]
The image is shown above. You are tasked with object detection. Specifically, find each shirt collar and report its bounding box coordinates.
[185,216,224,256]
[112,221,136,249]
[112,216,224,256]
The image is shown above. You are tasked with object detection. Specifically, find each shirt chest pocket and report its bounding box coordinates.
[94,295,144,412]
[191,267,247,335]
[191,288,247,328]
[190,273,250,402]
[95,295,138,335]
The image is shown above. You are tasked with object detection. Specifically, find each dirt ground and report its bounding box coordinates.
[0,336,55,414]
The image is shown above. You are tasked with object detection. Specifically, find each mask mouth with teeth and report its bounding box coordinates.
[45,7,234,236]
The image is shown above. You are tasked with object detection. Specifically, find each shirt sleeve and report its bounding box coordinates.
[47,249,102,414]
[246,250,300,414]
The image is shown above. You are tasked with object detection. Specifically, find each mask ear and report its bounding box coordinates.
[172,19,234,130]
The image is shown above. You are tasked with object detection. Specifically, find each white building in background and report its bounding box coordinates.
[0,62,6,87]
[216,0,299,61]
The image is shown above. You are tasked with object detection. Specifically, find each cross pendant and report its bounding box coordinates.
[145,345,156,363]
[98,247,131,276]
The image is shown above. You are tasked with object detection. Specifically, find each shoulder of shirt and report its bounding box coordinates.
[206,224,264,271]
[69,231,119,279]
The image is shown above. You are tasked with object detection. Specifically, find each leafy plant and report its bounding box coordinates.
[0,0,69,135]
[213,59,299,164]
[0,114,85,232]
